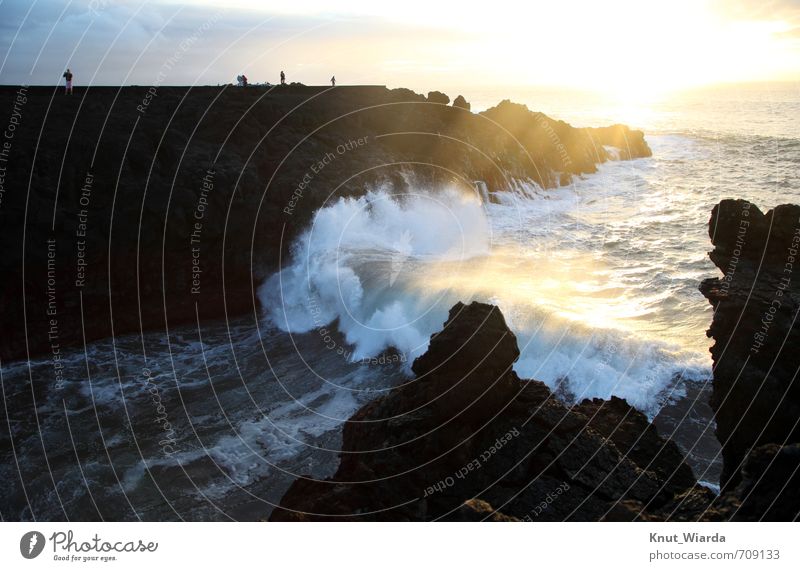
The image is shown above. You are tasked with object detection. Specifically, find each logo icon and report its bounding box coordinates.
[20,531,45,559]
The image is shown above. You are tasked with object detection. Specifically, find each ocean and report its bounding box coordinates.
[2,82,797,520]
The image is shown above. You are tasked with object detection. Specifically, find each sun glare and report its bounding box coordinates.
[175,0,797,100]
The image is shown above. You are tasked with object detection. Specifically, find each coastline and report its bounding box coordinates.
[0,84,649,364]
[1,84,797,522]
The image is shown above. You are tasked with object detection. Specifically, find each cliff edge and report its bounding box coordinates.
[0,85,649,363]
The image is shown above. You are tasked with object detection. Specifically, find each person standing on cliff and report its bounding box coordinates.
[280,71,285,85]
[63,69,73,94]
[331,76,336,86]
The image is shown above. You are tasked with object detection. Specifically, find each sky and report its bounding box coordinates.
[0,0,798,99]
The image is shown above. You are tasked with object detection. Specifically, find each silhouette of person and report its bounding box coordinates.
[63,69,73,94]
[280,71,285,85]
[331,76,336,86]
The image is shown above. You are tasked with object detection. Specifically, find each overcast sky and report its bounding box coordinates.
[1,0,798,95]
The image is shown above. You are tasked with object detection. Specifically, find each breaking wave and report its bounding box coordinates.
[260,177,710,415]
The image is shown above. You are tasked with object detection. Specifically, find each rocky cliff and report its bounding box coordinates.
[699,200,800,496]
[0,85,650,363]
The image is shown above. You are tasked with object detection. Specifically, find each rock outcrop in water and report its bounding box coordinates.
[0,85,650,364]
[270,301,704,521]
[699,199,800,499]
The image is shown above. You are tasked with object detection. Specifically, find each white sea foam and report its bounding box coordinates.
[259,185,491,363]
[260,178,711,416]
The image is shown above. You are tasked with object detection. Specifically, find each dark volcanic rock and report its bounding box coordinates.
[452,95,471,111]
[699,199,800,492]
[426,90,450,105]
[270,301,701,521]
[410,301,520,420]
[573,397,697,496]
[729,443,800,521]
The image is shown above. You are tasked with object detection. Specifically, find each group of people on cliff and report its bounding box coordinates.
[61,68,338,93]
[235,70,336,87]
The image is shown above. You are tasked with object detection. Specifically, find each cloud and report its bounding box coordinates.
[775,25,800,37]
[0,0,356,84]
[0,0,469,86]
[714,0,800,24]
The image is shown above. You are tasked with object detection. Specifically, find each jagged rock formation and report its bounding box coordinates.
[0,85,650,363]
[270,301,703,521]
[426,90,450,105]
[452,95,471,111]
[479,100,651,185]
[699,199,800,494]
